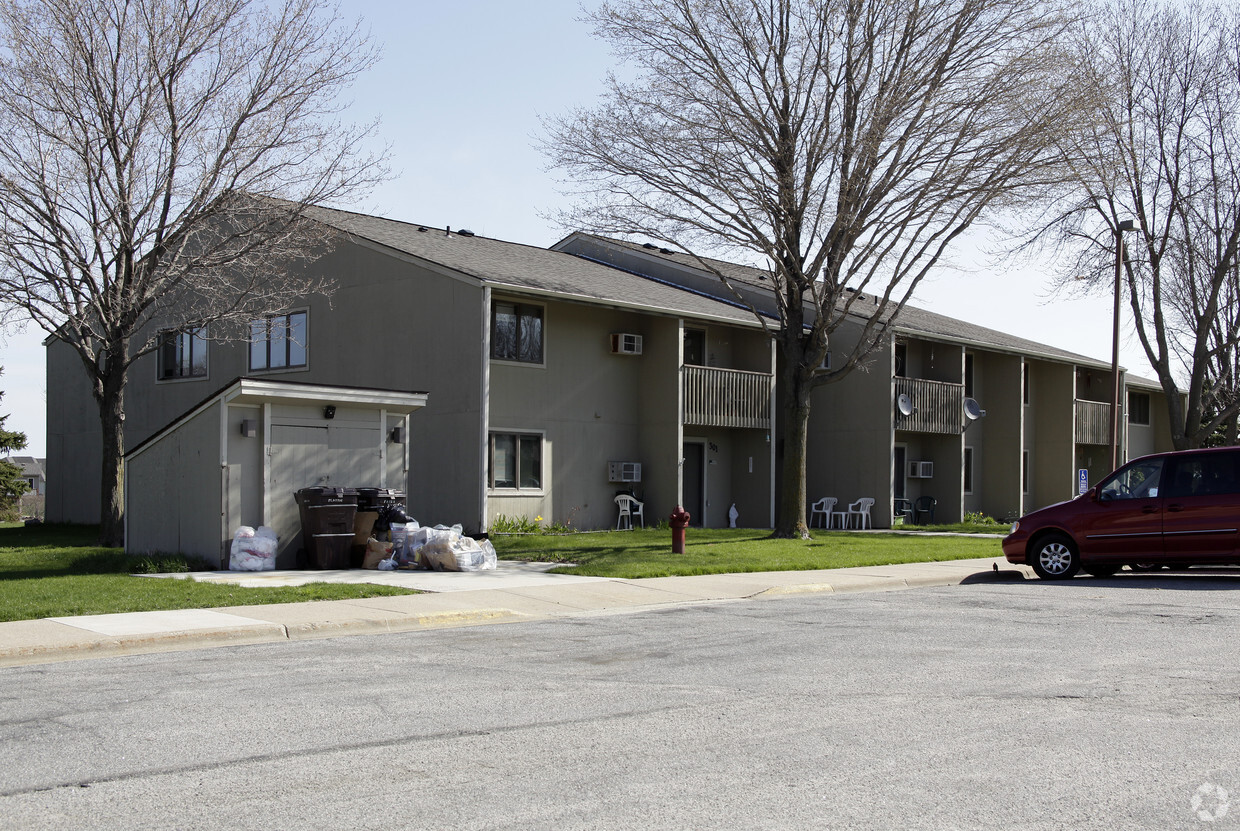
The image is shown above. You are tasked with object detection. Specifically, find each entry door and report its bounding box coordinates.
[682,441,705,527]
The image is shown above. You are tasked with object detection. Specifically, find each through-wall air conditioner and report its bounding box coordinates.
[908,461,934,479]
[610,333,643,355]
[608,461,642,483]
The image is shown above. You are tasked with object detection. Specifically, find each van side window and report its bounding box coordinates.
[1165,452,1240,498]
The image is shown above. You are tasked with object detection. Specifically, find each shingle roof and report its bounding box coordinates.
[303,206,764,327]
[563,234,1115,370]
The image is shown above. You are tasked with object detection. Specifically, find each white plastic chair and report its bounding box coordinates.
[846,497,875,530]
[809,497,837,528]
[615,494,645,530]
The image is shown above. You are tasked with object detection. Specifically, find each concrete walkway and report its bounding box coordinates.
[0,557,1034,668]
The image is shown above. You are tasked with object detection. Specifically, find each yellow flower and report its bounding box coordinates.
[535,516,543,522]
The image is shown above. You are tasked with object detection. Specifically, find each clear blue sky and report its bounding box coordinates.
[0,0,1156,458]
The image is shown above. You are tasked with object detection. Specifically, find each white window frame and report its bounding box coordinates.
[156,325,208,382]
[487,429,546,493]
[490,300,546,367]
[249,309,309,373]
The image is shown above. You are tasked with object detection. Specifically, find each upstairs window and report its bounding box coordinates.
[250,311,307,371]
[491,302,543,364]
[158,327,207,380]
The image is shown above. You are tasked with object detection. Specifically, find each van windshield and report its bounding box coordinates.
[1099,458,1164,500]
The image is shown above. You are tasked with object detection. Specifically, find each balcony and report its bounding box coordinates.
[1075,399,1111,445]
[683,365,772,429]
[894,377,965,434]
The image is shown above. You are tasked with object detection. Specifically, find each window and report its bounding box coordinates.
[491,302,543,363]
[1165,451,1239,498]
[157,327,207,380]
[1099,458,1164,500]
[1128,391,1151,425]
[250,311,307,371]
[964,447,974,494]
[894,342,907,377]
[1022,363,1030,404]
[964,353,975,398]
[489,432,542,490]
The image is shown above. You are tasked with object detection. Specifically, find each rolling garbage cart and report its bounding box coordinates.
[295,487,358,569]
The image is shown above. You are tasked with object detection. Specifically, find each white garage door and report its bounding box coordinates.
[269,423,382,565]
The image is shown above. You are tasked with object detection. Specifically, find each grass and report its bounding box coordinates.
[490,526,1003,579]
[0,523,417,623]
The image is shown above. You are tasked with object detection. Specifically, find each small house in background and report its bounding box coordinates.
[3,456,46,495]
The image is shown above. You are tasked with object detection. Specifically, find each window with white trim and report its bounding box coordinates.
[249,311,307,371]
[491,302,543,364]
[489,432,542,490]
[157,326,207,380]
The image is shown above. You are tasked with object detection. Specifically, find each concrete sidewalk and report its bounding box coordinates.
[0,556,1034,668]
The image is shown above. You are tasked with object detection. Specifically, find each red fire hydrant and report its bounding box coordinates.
[670,505,691,554]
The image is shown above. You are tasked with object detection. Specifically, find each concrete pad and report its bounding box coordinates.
[48,609,274,637]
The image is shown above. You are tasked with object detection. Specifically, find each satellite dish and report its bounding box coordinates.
[964,398,987,420]
[896,394,915,417]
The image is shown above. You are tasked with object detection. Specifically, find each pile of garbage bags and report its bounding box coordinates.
[229,509,498,573]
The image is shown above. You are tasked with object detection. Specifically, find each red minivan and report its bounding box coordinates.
[1003,447,1240,579]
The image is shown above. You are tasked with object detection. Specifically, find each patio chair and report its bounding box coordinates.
[913,496,937,525]
[809,497,837,528]
[615,494,645,530]
[846,497,874,530]
[893,498,913,524]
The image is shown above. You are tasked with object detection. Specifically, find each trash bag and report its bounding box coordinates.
[416,527,496,572]
[362,538,393,569]
[230,526,278,572]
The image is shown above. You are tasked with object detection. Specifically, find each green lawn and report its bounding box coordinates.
[0,523,417,623]
[490,526,1003,579]
[0,522,1004,623]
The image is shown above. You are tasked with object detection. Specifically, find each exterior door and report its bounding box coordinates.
[682,441,705,527]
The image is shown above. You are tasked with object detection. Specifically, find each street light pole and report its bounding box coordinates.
[1109,219,1136,472]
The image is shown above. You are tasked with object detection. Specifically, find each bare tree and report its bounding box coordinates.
[543,0,1088,537]
[0,0,387,546]
[1036,0,1240,450]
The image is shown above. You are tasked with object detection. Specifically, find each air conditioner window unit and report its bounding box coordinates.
[610,333,643,355]
[608,461,642,483]
[908,461,934,478]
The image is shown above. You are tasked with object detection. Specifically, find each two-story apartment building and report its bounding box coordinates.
[43,206,1176,565]
[45,207,778,566]
[552,234,1178,528]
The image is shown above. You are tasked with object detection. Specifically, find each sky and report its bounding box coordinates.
[0,0,1158,458]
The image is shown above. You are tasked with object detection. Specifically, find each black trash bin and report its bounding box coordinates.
[356,487,408,532]
[295,487,358,569]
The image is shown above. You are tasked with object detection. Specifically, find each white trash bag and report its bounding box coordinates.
[417,526,496,572]
[229,525,278,571]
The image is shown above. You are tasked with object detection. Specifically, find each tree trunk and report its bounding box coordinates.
[97,366,127,548]
[773,364,813,539]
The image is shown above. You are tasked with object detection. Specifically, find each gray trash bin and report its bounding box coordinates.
[295,487,358,569]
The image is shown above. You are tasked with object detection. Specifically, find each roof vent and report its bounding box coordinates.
[659,247,672,254]
[643,242,656,249]
[457,229,475,237]
[418,227,427,232]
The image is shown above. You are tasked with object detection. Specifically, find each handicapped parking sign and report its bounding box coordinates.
[1079,469,1089,494]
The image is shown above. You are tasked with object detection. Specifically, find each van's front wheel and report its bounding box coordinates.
[1030,533,1080,580]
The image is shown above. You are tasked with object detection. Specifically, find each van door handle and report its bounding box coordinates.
[1166,504,1184,512]
[1142,505,1159,514]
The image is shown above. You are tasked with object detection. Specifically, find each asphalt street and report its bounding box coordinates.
[2,574,1238,830]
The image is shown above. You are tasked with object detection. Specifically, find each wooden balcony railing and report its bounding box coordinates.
[1075,399,1111,445]
[894,377,965,434]
[683,366,772,429]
